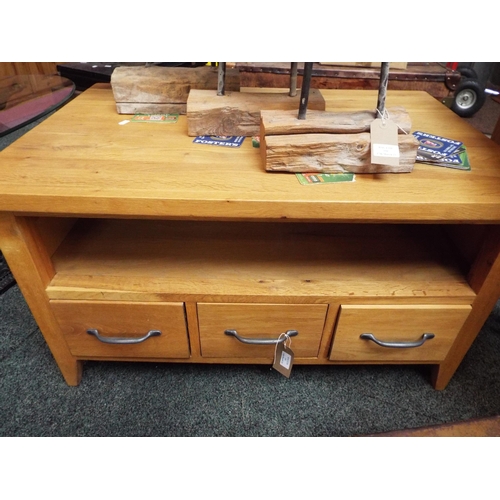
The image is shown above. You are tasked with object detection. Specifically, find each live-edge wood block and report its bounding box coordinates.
[186,88,325,137]
[260,108,419,173]
[262,133,419,173]
[111,65,240,115]
[261,107,412,135]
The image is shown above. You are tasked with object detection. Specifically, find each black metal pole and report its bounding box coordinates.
[376,62,390,118]
[217,62,226,96]
[289,62,298,97]
[298,62,313,120]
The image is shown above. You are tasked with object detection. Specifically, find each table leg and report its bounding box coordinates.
[0,214,82,386]
[432,227,500,389]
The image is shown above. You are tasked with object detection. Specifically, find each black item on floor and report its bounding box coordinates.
[0,252,15,294]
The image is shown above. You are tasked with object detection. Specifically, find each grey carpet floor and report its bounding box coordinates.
[0,253,15,294]
[1,284,499,437]
[1,85,499,437]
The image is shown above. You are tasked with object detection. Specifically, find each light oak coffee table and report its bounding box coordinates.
[0,83,499,388]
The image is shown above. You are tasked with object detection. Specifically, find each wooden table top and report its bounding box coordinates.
[1,83,499,222]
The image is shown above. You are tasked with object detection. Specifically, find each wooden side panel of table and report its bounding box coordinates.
[433,228,500,389]
[0,214,82,385]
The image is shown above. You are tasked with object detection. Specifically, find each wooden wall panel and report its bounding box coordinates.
[0,62,62,77]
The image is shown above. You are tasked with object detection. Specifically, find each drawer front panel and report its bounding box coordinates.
[198,303,328,358]
[330,305,471,362]
[51,300,190,359]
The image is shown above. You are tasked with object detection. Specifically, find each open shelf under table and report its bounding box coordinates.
[46,219,476,304]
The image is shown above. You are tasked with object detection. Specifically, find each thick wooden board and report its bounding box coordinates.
[262,132,419,173]
[186,88,325,137]
[111,65,240,114]
[260,107,412,135]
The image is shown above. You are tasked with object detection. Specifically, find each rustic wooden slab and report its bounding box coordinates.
[111,65,240,115]
[260,107,412,136]
[186,88,325,137]
[262,132,419,173]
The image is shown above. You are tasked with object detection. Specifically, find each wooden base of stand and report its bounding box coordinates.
[111,65,240,115]
[260,108,419,174]
[186,89,325,137]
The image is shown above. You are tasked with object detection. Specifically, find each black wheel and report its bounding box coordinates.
[457,65,478,80]
[451,78,485,117]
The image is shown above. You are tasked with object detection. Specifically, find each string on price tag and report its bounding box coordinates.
[370,110,400,167]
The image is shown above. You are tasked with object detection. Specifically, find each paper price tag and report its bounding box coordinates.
[273,341,294,378]
[370,118,400,167]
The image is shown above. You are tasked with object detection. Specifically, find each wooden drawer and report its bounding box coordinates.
[51,300,190,359]
[330,305,471,362]
[197,303,328,359]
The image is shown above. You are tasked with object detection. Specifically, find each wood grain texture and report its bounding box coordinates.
[1,85,499,388]
[1,86,498,222]
[329,305,471,362]
[46,220,475,303]
[261,107,412,135]
[0,62,60,77]
[0,214,82,385]
[197,303,327,358]
[262,133,419,173]
[33,217,77,257]
[51,300,190,359]
[111,65,240,114]
[433,226,500,389]
[186,88,325,137]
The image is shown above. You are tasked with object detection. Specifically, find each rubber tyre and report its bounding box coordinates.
[451,78,485,117]
[457,65,478,80]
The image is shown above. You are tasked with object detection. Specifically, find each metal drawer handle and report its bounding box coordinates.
[360,332,435,348]
[87,329,161,345]
[224,329,298,345]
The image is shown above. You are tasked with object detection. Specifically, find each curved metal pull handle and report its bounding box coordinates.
[87,329,161,345]
[360,332,435,348]
[224,329,298,345]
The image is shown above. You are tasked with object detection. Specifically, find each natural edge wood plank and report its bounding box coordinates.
[111,65,240,114]
[187,88,325,137]
[262,132,419,173]
[261,107,412,136]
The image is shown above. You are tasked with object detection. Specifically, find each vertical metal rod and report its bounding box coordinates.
[298,62,313,120]
[217,62,226,96]
[289,62,298,97]
[376,62,390,118]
